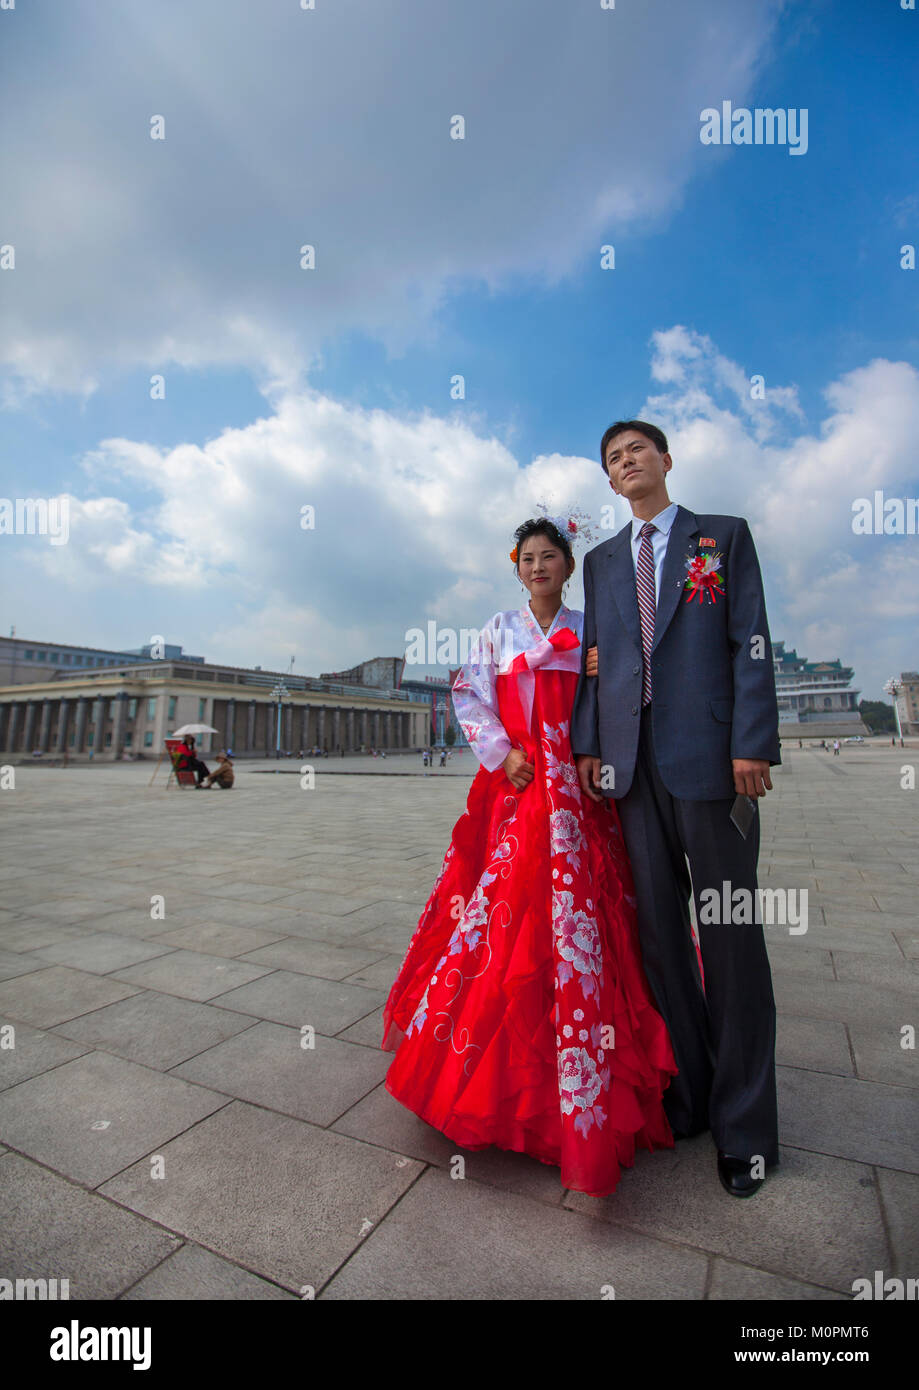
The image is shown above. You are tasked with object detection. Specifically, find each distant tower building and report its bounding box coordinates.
[894,672,919,735]
[772,641,868,736]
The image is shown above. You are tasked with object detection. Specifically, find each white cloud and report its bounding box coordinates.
[639,343,919,698]
[1,0,783,402]
[5,327,915,701]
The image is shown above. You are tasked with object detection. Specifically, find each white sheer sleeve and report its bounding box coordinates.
[451,615,513,772]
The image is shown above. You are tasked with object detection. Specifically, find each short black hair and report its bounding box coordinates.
[599,419,669,473]
[512,518,574,569]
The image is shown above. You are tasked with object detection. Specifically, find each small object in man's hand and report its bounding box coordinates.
[729,794,757,840]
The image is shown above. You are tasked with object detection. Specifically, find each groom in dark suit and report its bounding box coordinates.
[571,420,781,1197]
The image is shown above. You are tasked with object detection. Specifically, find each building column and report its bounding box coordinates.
[300,705,309,752]
[73,697,89,754]
[111,692,128,759]
[247,700,257,753]
[284,702,293,754]
[226,698,236,752]
[37,699,53,752]
[5,702,21,752]
[317,707,326,751]
[332,708,341,751]
[55,698,71,753]
[87,698,104,755]
[21,700,37,753]
[346,709,355,751]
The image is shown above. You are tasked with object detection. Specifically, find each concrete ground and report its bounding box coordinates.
[0,743,916,1300]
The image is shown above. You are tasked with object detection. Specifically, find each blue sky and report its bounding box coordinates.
[1,0,916,699]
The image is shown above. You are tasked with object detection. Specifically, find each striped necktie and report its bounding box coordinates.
[636,522,656,706]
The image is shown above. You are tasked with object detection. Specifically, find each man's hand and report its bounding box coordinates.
[585,645,598,677]
[732,758,773,798]
[503,748,534,791]
[576,754,604,803]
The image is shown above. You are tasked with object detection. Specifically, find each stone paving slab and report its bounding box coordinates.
[171,1021,391,1126]
[109,949,275,1002]
[772,971,913,1029]
[238,938,387,981]
[147,921,290,957]
[30,931,177,974]
[848,1022,919,1088]
[0,948,52,982]
[331,1080,569,1205]
[336,1008,385,1048]
[772,925,904,958]
[211,969,386,1034]
[760,944,835,978]
[894,929,919,959]
[707,1258,845,1301]
[120,1243,297,1300]
[774,1015,854,1077]
[777,1067,919,1173]
[0,965,142,1029]
[50,990,259,1071]
[831,952,919,990]
[99,1100,425,1293]
[341,954,405,991]
[194,879,308,904]
[0,1017,91,1090]
[321,1165,709,1300]
[0,1050,229,1186]
[876,1168,919,1277]
[0,921,85,953]
[563,1137,890,1293]
[0,1151,181,1300]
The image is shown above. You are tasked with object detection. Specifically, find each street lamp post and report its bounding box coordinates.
[270,681,289,759]
[883,677,904,744]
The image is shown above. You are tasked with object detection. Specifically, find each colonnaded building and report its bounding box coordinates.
[0,636,434,761]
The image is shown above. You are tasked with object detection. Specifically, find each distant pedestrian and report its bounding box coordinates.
[833,739,840,756]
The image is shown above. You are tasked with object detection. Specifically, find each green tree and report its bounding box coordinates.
[858,699,895,734]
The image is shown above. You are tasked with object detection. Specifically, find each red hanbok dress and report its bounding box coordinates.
[382,603,677,1197]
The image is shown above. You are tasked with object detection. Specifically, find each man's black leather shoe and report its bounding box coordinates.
[717,1151,767,1197]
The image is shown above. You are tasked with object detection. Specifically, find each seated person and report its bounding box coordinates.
[202,752,234,789]
[176,734,210,786]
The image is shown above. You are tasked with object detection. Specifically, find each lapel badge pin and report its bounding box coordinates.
[700,536,716,548]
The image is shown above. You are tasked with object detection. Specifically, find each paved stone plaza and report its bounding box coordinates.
[0,744,917,1300]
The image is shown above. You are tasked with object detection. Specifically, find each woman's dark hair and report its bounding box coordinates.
[512,518,574,570]
[599,419,669,473]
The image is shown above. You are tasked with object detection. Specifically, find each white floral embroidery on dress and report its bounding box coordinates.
[549,808,586,871]
[558,1048,610,1137]
[552,889,603,984]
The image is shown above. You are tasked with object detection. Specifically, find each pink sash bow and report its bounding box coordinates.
[507,627,581,732]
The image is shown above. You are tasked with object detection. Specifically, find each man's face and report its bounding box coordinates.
[604,429,672,500]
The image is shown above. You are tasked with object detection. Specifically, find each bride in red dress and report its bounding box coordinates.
[382,517,677,1197]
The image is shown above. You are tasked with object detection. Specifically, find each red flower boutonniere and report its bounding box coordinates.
[684,549,724,604]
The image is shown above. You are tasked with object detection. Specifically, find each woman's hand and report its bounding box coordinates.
[503,748,534,791]
[585,645,599,677]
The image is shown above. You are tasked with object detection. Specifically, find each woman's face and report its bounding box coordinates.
[517,533,573,600]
